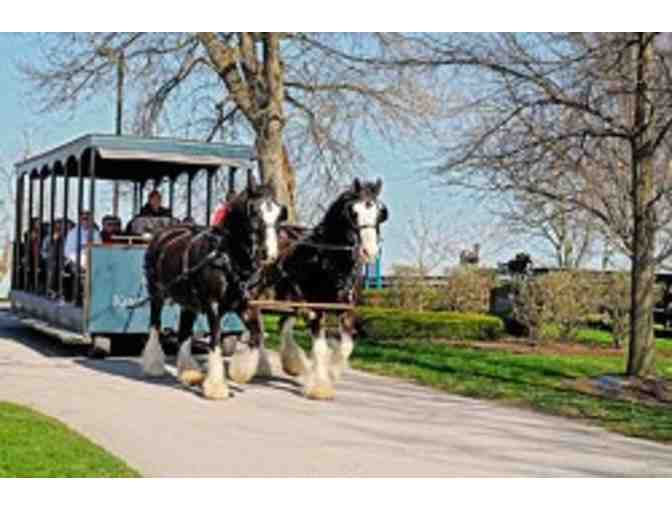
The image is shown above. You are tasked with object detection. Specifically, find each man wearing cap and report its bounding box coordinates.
[101,215,123,243]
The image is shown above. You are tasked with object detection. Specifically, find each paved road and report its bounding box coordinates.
[1,310,671,477]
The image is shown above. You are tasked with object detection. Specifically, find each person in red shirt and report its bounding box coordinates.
[211,191,236,227]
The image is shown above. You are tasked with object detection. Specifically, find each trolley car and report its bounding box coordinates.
[10,134,255,356]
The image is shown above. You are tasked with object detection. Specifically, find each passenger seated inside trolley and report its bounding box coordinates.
[64,210,101,271]
[101,215,123,243]
[126,189,175,237]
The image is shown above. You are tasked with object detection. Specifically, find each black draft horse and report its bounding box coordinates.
[141,175,287,400]
[269,178,388,399]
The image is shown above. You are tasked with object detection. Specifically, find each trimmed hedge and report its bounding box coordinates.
[356,306,505,341]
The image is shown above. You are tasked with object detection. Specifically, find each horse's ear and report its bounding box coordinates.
[378,202,388,224]
[373,178,383,196]
[247,169,257,192]
[353,178,362,193]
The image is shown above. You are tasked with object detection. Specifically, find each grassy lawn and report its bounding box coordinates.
[263,316,672,443]
[544,324,672,354]
[0,402,139,477]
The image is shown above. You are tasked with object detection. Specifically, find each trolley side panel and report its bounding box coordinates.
[87,245,244,335]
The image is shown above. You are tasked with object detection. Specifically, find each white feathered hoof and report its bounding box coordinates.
[329,355,348,382]
[179,369,206,386]
[177,339,203,385]
[228,346,260,384]
[281,341,310,376]
[303,372,335,400]
[202,377,230,400]
[256,346,274,378]
[142,328,166,377]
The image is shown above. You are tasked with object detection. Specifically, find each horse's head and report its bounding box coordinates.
[341,177,388,263]
[233,175,288,265]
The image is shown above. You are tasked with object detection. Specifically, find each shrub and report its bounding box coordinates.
[380,266,497,314]
[513,271,602,342]
[356,306,505,341]
[600,272,630,348]
[359,288,396,308]
[386,266,441,311]
[435,267,496,314]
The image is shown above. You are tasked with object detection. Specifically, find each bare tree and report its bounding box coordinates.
[399,32,672,377]
[402,203,457,276]
[20,32,443,221]
[401,202,505,275]
[498,193,601,269]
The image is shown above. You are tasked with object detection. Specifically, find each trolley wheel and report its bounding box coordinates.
[88,336,112,359]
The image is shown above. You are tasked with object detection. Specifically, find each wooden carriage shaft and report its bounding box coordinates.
[248,300,354,316]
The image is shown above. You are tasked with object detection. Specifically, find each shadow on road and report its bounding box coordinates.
[0,308,89,358]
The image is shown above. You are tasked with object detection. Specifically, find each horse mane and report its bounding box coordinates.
[212,184,274,234]
[310,188,358,242]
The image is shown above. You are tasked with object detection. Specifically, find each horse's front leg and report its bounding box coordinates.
[228,305,264,384]
[304,311,335,400]
[252,305,274,378]
[176,309,204,386]
[280,314,310,376]
[202,304,229,400]
[142,299,166,377]
[329,311,356,381]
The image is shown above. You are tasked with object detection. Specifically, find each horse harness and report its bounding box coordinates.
[129,226,235,309]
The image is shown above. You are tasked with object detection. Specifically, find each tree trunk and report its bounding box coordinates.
[256,137,296,222]
[196,32,297,220]
[628,35,657,377]
[255,34,296,221]
[628,154,657,376]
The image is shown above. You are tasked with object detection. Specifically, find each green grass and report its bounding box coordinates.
[0,402,139,477]
[543,324,672,355]
[262,316,672,443]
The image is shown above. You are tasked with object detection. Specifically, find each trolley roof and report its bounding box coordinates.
[15,133,256,181]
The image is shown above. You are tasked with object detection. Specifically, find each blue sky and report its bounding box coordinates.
[0,33,523,273]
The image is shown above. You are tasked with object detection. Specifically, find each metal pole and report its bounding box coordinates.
[206,169,213,226]
[228,166,237,196]
[132,182,138,215]
[187,172,193,218]
[88,151,96,243]
[13,175,23,291]
[26,174,33,291]
[112,51,124,217]
[35,173,44,293]
[60,168,70,300]
[86,150,96,306]
[169,177,175,216]
[47,168,56,297]
[376,249,383,289]
[74,156,84,305]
